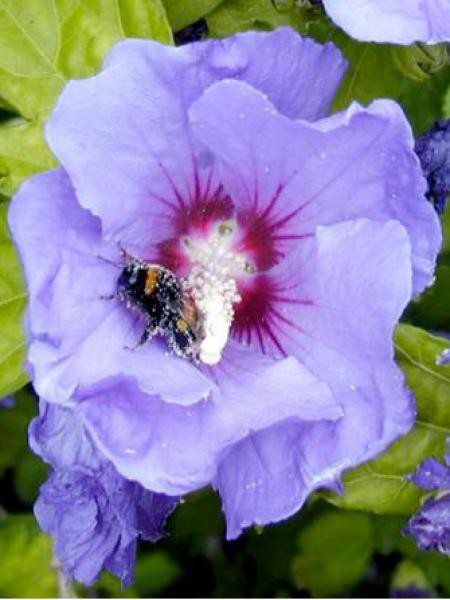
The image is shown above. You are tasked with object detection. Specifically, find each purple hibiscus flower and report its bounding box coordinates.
[404,454,450,555]
[321,0,450,45]
[30,401,178,585]
[10,27,441,547]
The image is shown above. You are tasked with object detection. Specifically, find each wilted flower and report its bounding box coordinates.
[321,0,450,45]
[31,402,178,585]
[415,119,450,215]
[405,454,450,555]
[10,25,441,564]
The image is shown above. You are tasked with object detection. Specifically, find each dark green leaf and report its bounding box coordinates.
[207,0,308,38]
[0,390,36,475]
[134,552,181,596]
[163,0,223,32]
[405,265,450,331]
[14,451,48,504]
[291,510,373,597]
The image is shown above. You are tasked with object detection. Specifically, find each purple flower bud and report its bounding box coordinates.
[404,493,450,555]
[415,120,450,215]
[405,454,450,556]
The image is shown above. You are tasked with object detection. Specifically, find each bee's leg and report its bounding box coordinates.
[99,293,118,301]
[124,325,155,351]
[117,241,138,264]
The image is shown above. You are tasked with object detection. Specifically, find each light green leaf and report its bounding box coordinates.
[291,510,373,597]
[0,200,28,396]
[163,0,224,32]
[0,119,55,196]
[326,325,450,515]
[0,0,172,193]
[0,514,58,598]
[391,560,433,596]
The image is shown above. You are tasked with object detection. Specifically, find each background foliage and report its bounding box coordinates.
[0,0,449,597]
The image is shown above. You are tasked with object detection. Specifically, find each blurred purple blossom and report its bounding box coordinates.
[405,454,450,555]
[0,396,15,410]
[415,120,450,215]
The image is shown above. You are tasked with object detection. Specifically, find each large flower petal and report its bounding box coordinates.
[213,218,415,537]
[79,346,341,495]
[9,169,215,405]
[189,80,441,294]
[323,0,450,45]
[45,29,346,253]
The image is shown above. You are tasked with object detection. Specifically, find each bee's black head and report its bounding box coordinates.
[117,262,146,296]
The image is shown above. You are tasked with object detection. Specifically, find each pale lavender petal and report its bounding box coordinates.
[214,219,414,537]
[45,29,345,253]
[323,0,450,45]
[9,169,215,405]
[79,347,341,496]
[189,80,441,295]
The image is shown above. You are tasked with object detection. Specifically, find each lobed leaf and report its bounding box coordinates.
[0,200,28,397]
[0,0,172,194]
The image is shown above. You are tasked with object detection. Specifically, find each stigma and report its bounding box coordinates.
[183,220,253,365]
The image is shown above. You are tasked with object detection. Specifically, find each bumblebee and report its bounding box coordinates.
[116,258,199,359]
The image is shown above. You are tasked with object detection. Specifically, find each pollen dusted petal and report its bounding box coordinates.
[215,219,415,537]
[79,347,341,495]
[189,80,440,295]
[9,169,216,406]
[45,28,346,257]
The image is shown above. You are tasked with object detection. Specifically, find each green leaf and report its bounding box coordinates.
[207,0,308,38]
[14,450,48,504]
[391,560,433,596]
[405,265,450,331]
[331,36,448,115]
[441,207,450,261]
[0,514,58,598]
[0,200,28,396]
[163,0,223,31]
[0,0,172,194]
[291,510,373,597]
[0,120,55,196]
[0,390,37,475]
[134,552,181,596]
[325,325,450,515]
